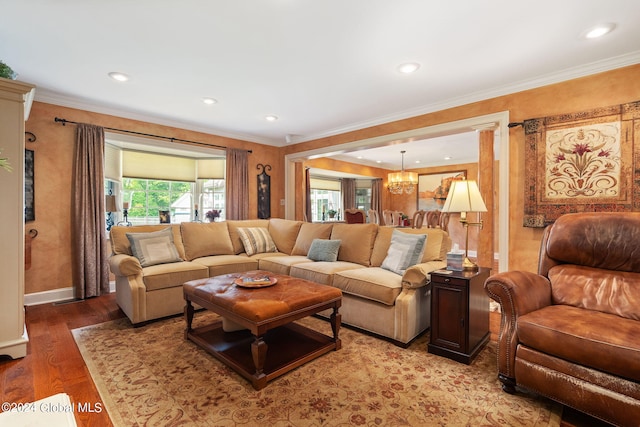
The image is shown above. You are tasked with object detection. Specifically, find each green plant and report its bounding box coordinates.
[0,61,17,80]
[327,209,337,216]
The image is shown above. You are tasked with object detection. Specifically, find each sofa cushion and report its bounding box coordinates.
[381,230,426,275]
[333,267,402,306]
[548,264,640,320]
[517,305,640,382]
[290,261,365,286]
[308,239,341,262]
[371,227,449,267]
[237,227,278,256]
[126,227,183,267]
[258,255,311,275]
[111,224,186,259]
[330,223,378,266]
[192,254,259,277]
[227,220,270,254]
[291,223,334,256]
[142,261,209,292]
[268,218,303,255]
[180,222,234,260]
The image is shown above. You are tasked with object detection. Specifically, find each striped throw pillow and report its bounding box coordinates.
[237,227,278,256]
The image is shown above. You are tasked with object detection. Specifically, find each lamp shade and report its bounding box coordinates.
[441,180,487,213]
[105,194,117,212]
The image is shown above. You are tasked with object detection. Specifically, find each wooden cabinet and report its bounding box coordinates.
[428,268,490,364]
[0,78,35,359]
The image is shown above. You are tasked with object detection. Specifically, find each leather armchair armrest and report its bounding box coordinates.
[108,253,143,277]
[484,271,552,383]
[402,260,447,289]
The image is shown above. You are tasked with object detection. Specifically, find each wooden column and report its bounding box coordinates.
[476,126,495,271]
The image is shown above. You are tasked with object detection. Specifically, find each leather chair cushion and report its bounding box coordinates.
[517,305,640,382]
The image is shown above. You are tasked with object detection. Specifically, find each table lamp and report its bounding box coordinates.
[441,179,487,271]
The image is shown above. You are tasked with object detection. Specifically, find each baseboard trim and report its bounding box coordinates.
[25,282,116,306]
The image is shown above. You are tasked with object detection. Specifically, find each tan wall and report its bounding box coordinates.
[24,102,281,294]
[24,64,640,294]
[284,64,640,272]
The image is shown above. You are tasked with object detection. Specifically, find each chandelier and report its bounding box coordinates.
[387,150,418,194]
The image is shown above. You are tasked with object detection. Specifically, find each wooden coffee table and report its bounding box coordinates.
[183,270,342,390]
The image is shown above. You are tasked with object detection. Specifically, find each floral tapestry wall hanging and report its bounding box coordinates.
[523,100,640,227]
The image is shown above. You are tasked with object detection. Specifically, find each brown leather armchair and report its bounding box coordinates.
[485,212,640,427]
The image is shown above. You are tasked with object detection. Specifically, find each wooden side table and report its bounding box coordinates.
[428,267,491,364]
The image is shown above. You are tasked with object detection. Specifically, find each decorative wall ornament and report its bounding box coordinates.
[257,163,271,219]
[523,100,640,227]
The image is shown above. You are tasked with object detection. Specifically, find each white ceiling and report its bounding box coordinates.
[2,1,640,169]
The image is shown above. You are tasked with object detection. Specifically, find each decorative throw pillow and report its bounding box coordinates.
[126,227,183,267]
[307,239,341,262]
[381,230,427,275]
[237,227,278,256]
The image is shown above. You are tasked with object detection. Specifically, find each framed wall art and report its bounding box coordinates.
[523,100,640,227]
[417,170,465,211]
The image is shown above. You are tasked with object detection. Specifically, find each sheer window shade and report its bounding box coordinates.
[104,144,122,182]
[310,177,341,191]
[197,158,225,179]
[122,151,196,182]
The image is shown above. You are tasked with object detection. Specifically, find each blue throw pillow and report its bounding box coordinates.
[307,239,341,262]
[381,230,427,275]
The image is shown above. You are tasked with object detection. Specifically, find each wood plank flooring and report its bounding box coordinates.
[1,293,609,426]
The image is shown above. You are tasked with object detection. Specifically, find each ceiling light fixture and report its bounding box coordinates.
[202,97,217,105]
[397,62,421,74]
[388,150,418,195]
[108,72,129,82]
[583,23,616,39]
[265,115,278,122]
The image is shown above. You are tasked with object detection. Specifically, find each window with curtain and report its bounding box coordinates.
[355,179,373,211]
[104,140,226,225]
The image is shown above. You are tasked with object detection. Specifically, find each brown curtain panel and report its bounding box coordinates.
[341,178,356,210]
[225,148,249,220]
[72,124,110,299]
[371,178,383,222]
[305,167,312,222]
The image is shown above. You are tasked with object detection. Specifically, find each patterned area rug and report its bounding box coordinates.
[72,313,561,426]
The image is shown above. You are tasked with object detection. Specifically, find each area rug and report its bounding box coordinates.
[72,313,561,426]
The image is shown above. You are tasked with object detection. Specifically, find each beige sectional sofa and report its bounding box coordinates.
[108,218,451,345]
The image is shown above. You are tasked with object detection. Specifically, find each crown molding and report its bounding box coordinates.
[292,51,640,144]
[33,90,284,147]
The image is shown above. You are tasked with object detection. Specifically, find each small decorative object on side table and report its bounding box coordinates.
[428,267,491,364]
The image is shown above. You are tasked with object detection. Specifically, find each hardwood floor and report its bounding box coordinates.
[1,293,609,426]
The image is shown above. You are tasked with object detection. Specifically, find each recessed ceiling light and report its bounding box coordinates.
[357,156,363,159]
[444,156,452,160]
[265,115,278,122]
[202,97,217,105]
[397,62,421,74]
[376,160,382,164]
[583,23,616,39]
[108,72,129,82]
[415,160,421,164]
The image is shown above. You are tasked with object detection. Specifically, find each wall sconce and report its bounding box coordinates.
[441,180,487,271]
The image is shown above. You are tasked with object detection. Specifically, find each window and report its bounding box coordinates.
[198,179,226,221]
[309,176,342,221]
[122,178,193,225]
[355,180,372,211]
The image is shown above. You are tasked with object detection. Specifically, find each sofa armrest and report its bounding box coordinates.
[402,260,447,289]
[109,253,143,277]
[484,271,552,383]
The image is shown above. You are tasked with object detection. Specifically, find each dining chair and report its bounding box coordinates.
[345,208,366,224]
[439,212,450,232]
[367,209,380,225]
[425,210,441,228]
[382,210,394,226]
[412,210,425,228]
[391,211,403,226]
